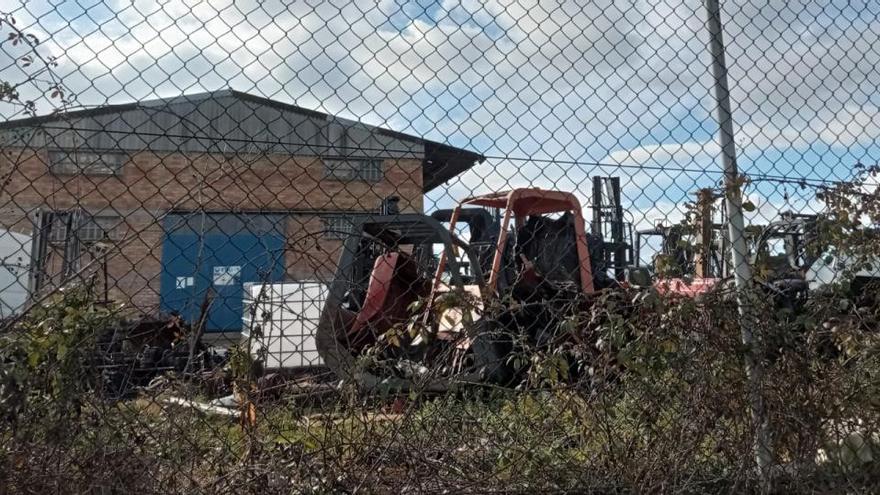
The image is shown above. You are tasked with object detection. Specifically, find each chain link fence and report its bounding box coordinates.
[1,1,879,492]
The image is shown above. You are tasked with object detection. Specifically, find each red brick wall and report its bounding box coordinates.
[0,149,424,312]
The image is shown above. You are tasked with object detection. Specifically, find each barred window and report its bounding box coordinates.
[322,216,357,239]
[48,150,126,175]
[49,214,121,244]
[323,158,383,182]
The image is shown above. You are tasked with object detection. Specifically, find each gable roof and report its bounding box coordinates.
[0,89,484,192]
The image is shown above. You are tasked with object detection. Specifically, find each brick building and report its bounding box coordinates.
[0,90,482,332]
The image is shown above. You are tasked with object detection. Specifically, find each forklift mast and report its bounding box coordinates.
[590,176,633,281]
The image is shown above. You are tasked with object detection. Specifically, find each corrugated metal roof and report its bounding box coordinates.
[0,89,484,191]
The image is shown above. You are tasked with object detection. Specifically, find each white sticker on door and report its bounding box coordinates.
[213,265,241,286]
[175,276,194,289]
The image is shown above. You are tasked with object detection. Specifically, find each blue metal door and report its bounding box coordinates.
[160,213,285,332]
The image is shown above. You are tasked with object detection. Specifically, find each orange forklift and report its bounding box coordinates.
[315,181,631,389]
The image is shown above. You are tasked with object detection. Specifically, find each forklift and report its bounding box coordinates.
[315,180,634,388]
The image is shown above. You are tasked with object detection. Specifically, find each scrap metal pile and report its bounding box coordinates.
[93,314,226,397]
[315,179,880,391]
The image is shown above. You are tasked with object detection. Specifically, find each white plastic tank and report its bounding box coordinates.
[242,281,327,369]
[806,253,880,292]
[0,229,31,318]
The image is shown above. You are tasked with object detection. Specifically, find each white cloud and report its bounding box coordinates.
[3,0,880,218]
[605,141,721,170]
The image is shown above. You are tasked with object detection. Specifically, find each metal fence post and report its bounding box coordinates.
[703,0,773,476]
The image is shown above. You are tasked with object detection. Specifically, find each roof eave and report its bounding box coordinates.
[422,140,485,192]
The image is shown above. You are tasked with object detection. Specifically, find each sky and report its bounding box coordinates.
[1,0,879,230]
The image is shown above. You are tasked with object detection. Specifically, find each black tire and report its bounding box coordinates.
[470,321,515,385]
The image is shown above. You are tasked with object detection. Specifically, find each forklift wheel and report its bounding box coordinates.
[470,322,515,385]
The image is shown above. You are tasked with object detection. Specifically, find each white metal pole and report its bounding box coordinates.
[703,0,773,475]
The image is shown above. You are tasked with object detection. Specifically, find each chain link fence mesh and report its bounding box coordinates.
[1,1,879,492]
